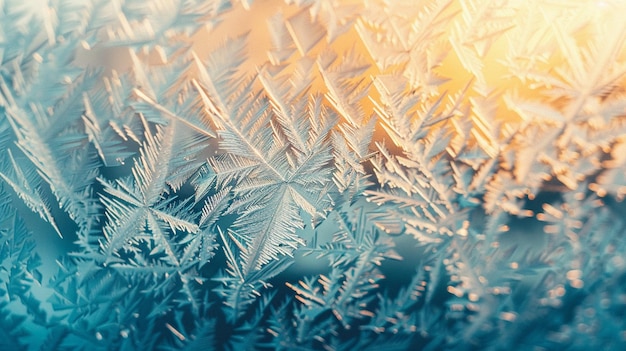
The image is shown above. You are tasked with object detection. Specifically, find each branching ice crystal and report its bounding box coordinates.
[1,0,626,350]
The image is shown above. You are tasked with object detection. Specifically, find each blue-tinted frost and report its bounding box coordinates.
[1,0,626,350]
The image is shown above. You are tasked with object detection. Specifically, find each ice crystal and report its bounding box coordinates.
[1,0,626,350]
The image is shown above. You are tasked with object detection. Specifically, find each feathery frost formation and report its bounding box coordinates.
[1,0,626,349]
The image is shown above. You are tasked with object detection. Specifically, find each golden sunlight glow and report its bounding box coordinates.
[76,0,626,131]
[175,0,626,132]
[72,0,626,198]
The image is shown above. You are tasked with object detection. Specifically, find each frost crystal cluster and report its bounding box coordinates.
[1,0,626,350]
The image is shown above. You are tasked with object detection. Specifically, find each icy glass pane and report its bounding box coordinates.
[1,0,625,350]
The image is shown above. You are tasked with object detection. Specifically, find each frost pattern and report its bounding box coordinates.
[1,0,626,350]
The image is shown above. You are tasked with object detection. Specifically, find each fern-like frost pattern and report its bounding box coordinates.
[1,0,626,350]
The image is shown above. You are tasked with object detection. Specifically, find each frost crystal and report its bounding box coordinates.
[1,0,626,350]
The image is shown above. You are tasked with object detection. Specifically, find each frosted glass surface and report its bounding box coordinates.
[1,0,626,350]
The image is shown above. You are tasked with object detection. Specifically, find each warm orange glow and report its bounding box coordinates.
[76,0,626,133]
[168,0,626,140]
